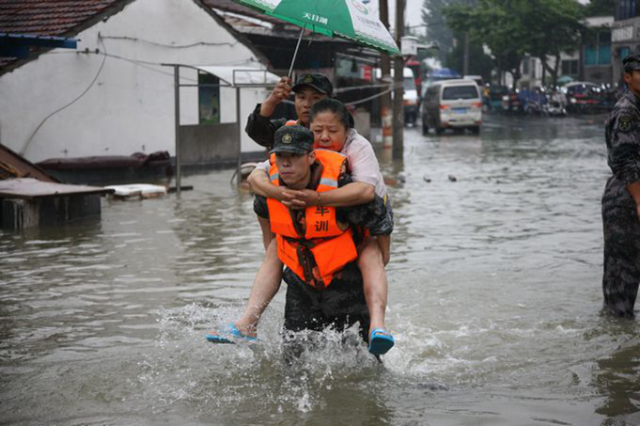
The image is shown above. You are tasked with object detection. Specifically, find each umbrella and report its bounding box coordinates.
[233,0,400,76]
[430,68,460,79]
[557,75,574,85]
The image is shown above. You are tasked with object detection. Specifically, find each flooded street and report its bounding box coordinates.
[1,115,639,425]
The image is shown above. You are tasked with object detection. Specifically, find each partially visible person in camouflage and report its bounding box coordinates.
[245,73,333,149]
[602,53,640,318]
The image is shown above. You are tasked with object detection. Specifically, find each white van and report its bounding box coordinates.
[421,79,482,135]
[402,68,419,126]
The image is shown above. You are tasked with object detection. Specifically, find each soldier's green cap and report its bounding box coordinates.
[271,125,314,155]
[292,73,333,95]
[623,54,640,73]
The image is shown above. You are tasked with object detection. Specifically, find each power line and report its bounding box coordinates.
[21,36,109,156]
[20,40,400,144]
[99,35,239,49]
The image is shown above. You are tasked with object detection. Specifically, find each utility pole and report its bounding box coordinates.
[392,0,405,160]
[379,0,392,149]
[463,0,472,77]
[463,32,469,76]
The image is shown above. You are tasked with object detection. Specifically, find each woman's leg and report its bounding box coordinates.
[358,237,388,336]
[377,234,391,266]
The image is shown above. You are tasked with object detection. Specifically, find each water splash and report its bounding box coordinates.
[136,304,385,418]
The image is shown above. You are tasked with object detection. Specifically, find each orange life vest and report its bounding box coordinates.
[267,149,358,289]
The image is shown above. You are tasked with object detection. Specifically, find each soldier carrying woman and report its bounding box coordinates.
[206,74,395,355]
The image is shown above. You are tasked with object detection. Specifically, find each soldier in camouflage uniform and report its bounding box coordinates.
[245,73,333,149]
[602,54,640,318]
[252,127,393,346]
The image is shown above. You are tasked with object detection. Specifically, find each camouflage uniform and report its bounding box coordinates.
[245,73,334,150]
[282,263,369,333]
[245,106,290,150]
[602,90,640,317]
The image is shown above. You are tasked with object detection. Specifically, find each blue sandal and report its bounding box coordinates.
[205,323,257,344]
[368,328,395,355]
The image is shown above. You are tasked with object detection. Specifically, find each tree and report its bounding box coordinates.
[422,0,459,64]
[584,0,616,17]
[444,0,584,88]
[444,0,529,88]
[524,0,584,86]
[446,39,494,82]
[405,26,439,76]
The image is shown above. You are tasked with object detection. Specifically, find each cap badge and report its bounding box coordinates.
[282,133,293,143]
[304,75,314,84]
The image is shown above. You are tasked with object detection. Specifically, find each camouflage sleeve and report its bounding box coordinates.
[608,106,640,187]
[337,173,393,235]
[350,195,394,236]
[253,194,269,219]
[245,104,288,149]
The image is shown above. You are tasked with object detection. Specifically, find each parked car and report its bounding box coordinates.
[562,82,605,114]
[487,85,509,112]
[501,89,525,114]
[421,79,483,135]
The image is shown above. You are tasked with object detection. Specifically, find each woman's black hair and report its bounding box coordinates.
[310,98,354,129]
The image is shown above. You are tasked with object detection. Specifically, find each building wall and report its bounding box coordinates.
[518,56,544,89]
[0,0,268,163]
[582,17,615,86]
[612,16,640,84]
[584,65,614,85]
[180,122,239,167]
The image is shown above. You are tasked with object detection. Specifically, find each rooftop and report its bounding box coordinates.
[0,0,128,72]
[0,0,124,36]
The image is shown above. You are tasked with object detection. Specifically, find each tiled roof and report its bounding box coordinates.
[0,0,124,36]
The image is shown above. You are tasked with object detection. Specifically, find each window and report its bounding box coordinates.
[198,73,220,125]
[442,85,479,100]
[531,59,537,79]
[584,30,612,66]
[621,46,631,59]
[561,60,579,75]
[599,44,612,65]
[618,0,638,20]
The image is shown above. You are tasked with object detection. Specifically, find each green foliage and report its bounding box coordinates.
[446,40,494,81]
[421,0,463,63]
[443,0,585,87]
[444,0,527,84]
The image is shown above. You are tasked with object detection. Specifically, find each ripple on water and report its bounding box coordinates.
[0,118,638,425]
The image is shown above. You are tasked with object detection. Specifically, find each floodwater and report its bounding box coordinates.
[1,115,639,426]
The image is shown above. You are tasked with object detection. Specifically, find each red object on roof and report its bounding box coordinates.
[0,0,124,36]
